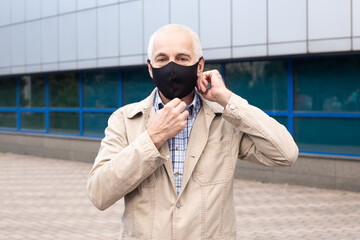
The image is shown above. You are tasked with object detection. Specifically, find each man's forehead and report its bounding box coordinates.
[152,30,195,56]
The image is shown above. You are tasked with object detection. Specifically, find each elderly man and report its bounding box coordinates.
[87,24,298,239]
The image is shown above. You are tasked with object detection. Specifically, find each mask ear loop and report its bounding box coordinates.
[147,59,152,67]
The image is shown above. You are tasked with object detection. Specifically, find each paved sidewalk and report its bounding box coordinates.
[0,153,359,240]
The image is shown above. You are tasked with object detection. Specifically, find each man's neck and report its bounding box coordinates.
[159,90,195,105]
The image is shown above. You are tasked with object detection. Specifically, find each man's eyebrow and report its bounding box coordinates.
[154,52,168,58]
[176,52,191,57]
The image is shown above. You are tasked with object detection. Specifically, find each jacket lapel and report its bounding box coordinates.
[178,99,217,197]
[143,96,177,195]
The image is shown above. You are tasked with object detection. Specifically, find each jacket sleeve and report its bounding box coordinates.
[87,110,167,210]
[221,93,299,167]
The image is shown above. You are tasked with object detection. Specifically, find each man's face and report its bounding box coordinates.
[147,30,203,78]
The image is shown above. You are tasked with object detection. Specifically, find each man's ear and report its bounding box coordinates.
[197,57,205,77]
[147,60,153,78]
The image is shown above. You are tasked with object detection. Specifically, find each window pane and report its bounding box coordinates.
[21,112,45,130]
[49,112,79,134]
[204,63,221,72]
[83,112,112,137]
[0,77,17,107]
[294,55,360,112]
[49,73,79,108]
[122,67,154,105]
[294,117,360,155]
[20,75,45,108]
[226,60,287,111]
[0,112,16,128]
[273,116,287,128]
[83,70,118,108]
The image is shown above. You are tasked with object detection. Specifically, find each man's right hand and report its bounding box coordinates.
[148,98,189,149]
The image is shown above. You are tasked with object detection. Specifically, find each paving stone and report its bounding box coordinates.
[1,152,360,239]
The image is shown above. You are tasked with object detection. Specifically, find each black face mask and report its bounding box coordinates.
[148,57,203,99]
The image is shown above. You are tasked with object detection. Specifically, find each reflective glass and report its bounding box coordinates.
[20,75,45,108]
[0,77,17,107]
[83,70,118,108]
[273,116,287,128]
[49,112,79,134]
[0,112,16,128]
[83,112,112,137]
[122,67,155,105]
[294,117,360,155]
[49,73,79,108]
[21,112,45,130]
[204,63,221,72]
[225,60,287,111]
[294,56,360,112]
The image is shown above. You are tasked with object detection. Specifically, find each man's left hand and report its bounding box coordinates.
[197,70,232,107]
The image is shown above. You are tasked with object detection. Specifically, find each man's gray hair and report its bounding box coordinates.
[147,24,203,60]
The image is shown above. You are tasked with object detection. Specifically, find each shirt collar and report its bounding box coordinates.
[153,88,202,117]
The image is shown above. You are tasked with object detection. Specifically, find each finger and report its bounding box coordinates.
[179,109,189,120]
[165,98,181,109]
[173,101,187,114]
[196,76,203,94]
[202,77,209,89]
[200,73,209,93]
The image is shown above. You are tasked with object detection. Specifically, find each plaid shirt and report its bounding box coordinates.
[154,89,202,195]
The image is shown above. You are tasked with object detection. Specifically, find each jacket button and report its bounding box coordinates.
[176,202,181,209]
[229,104,235,110]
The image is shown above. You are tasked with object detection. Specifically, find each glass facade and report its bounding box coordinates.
[83,70,118,108]
[20,75,46,108]
[0,112,17,129]
[0,54,359,157]
[83,112,112,137]
[226,60,287,111]
[294,118,360,155]
[49,73,79,108]
[122,67,154,105]
[50,112,79,134]
[0,77,17,107]
[21,112,45,130]
[294,56,360,112]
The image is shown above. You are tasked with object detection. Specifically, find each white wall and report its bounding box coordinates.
[0,0,359,75]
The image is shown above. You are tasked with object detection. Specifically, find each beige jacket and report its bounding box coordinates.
[87,89,298,240]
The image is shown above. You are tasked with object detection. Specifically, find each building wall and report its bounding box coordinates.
[0,0,360,191]
[1,0,360,75]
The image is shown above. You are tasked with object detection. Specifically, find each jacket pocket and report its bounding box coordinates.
[140,167,161,188]
[193,141,232,185]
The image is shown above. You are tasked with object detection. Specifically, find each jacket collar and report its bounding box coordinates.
[125,88,224,119]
